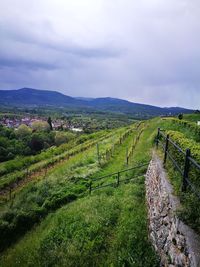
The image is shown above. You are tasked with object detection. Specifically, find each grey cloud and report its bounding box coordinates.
[0,0,199,109]
[0,19,120,59]
[0,57,57,70]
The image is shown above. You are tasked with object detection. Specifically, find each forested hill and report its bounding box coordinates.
[0,88,193,117]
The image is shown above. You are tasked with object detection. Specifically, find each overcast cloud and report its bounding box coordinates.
[0,0,200,108]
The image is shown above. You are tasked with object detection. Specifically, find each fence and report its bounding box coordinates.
[96,122,143,165]
[88,162,149,194]
[156,128,200,199]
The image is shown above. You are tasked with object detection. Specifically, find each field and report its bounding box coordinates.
[0,113,200,266]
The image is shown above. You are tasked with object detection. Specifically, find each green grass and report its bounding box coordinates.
[158,118,200,142]
[184,113,200,122]
[0,119,161,266]
[0,124,138,251]
[0,183,159,267]
[1,114,199,266]
[0,130,112,190]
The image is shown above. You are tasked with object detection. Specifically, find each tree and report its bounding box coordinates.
[16,124,32,139]
[29,133,45,152]
[178,114,183,120]
[31,121,50,132]
[47,117,53,131]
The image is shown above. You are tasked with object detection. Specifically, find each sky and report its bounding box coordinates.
[0,0,200,109]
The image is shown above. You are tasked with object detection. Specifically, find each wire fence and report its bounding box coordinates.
[88,162,149,194]
[156,128,200,199]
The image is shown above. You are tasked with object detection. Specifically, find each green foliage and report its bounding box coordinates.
[0,130,109,190]
[184,113,200,122]
[169,118,200,142]
[160,130,200,233]
[54,131,75,146]
[15,124,32,138]
[178,113,183,120]
[0,125,54,162]
[31,121,50,132]
[0,128,27,161]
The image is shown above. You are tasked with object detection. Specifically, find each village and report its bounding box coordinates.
[0,115,83,132]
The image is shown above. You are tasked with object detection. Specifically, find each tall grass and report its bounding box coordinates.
[0,125,137,251]
[0,119,161,266]
[0,183,159,267]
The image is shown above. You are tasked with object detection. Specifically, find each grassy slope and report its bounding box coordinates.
[158,118,199,142]
[1,115,199,266]
[0,184,159,267]
[0,120,160,267]
[184,113,200,122]
[0,130,111,192]
[0,125,138,251]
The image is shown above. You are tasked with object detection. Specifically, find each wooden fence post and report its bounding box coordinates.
[44,165,47,179]
[163,134,169,165]
[96,143,100,164]
[26,167,29,179]
[112,144,114,156]
[117,172,120,186]
[9,187,12,201]
[156,128,160,148]
[182,148,191,192]
[126,148,129,165]
[89,181,92,195]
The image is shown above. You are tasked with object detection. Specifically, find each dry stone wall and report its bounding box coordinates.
[145,154,200,267]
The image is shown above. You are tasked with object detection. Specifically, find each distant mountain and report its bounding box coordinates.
[0,88,81,107]
[0,88,193,117]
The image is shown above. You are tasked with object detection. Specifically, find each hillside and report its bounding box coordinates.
[0,88,193,117]
[0,115,200,266]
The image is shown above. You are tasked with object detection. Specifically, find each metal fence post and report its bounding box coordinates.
[156,128,160,148]
[182,148,191,192]
[163,134,169,165]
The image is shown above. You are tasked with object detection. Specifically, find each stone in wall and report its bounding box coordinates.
[145,154,200,267]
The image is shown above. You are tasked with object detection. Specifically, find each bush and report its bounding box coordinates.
[178,113,183,120]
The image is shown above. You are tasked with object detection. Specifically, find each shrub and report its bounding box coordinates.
[178,113,183,120]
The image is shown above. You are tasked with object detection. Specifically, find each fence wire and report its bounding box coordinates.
[157,128,200,200]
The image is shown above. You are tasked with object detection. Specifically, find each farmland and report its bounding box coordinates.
[0,113,200,266]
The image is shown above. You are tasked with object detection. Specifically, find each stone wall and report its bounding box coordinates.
[145,154,200,267]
